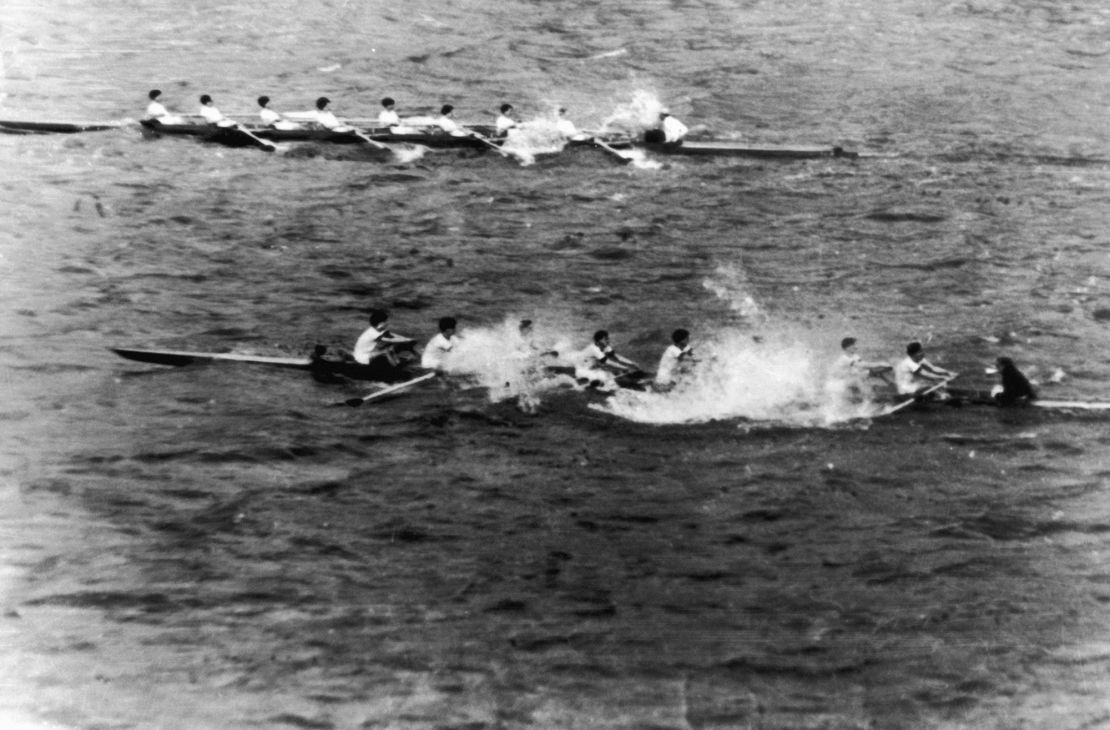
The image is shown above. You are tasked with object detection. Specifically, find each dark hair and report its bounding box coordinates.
[438,316,457,331]
[440,104,454,115]
[519,319,533,329]
[500,103,513,113]
[257,96,270,107]
[199,94,212,104]
[841,337,856,349]
[381,97,394,107]
[906,341,923,356]
[316,96,330,109]
[369,309,389,326]
[672,328,690,344]
[148,89,161,100]
[996,356,1015,369]
[593,330,609,342]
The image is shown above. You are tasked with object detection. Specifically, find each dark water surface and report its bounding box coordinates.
[2,1,1110,728]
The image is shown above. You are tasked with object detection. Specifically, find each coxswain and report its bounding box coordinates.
[576,330,641,390]
[893,341,956,397]
[145,89,184,124]
[991,356,1037,406]
[353,309,412,366]
[378,97,400,129]
[495,103,517,136]
[434,104,466,136]
[257,96,300,130]
[659,110,689,144]
[198,95,236,127]
[420,316,459,371]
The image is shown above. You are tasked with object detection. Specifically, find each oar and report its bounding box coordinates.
[466,131,526,162]
[591,136,633,165]
[218,121,276,151]
[337,372,436,407]
[883,374,958,416]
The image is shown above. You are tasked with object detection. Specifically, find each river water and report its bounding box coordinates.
[2,1,1110,728]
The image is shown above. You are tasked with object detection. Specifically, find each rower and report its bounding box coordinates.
[576,330,640,390]
[145,89,184,124]
[893,341,955,398]
[198,94,236,128]
[420,316,459,371]
[495,103,517,137]
[555,107,583,140]
[659,109,689,144]
[378,97,400,129]
[311,96,346,130]
[654,328,697,392]
[991,356,1037,406]
[434,104,466,136]
[257,95,300,130]
[353,309,412,366]
[837,337,893,380]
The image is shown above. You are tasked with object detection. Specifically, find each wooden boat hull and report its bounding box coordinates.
[633,139,858,159]
[139,119,276,150]
[110,346,420,383]
[0,120,119,134]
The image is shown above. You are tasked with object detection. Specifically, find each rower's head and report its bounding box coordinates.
[906,341,924,361]
[659,110,670,120]
[369,308,389,327]
[148,89,162,101]
[672,328,690,347]
[995,356,1015,371]
[440,104,454,116]
[841,336,857,352]
[593,329,610,346]
[316,96,331,110]
[381,97,395,109]
[519,319,533,335]
[199,94,213,105]
[558,107,568,116]
[257,95,270,108]
[438,316,458,335]
[500,103,513,114]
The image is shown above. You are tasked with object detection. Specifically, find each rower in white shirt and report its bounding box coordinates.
[576,330,641,391]
[378,97,400,128]
[893,341,955,397]
[257,96,300,130]
[144,89,185,125]
[495,103,517,137]
[659,110,689,143]
[420,317,459,371]
[434,104,467,136]
[353,309,413,366]
[198,95,236,127]
[555,107,582,140]
[311,97,346,130]
[654,328,697,391]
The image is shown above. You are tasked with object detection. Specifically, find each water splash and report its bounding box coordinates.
[435,317,580,411]
[599,90,668,136]
[592,329,883,427]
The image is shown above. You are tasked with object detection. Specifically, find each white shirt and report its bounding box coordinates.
[436,115,463,135]
[662,115,688,143]
[260,107,299,130]
[353,324,388,365]
[655,344,691,386]
[893,355,929,395]
[421,332,456,369]
[496,114,516,135]
[146,101,169,119]
[556,117,578,138]
[378,109,400,127]
[199,103,227,125]
[314,109,344,129]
